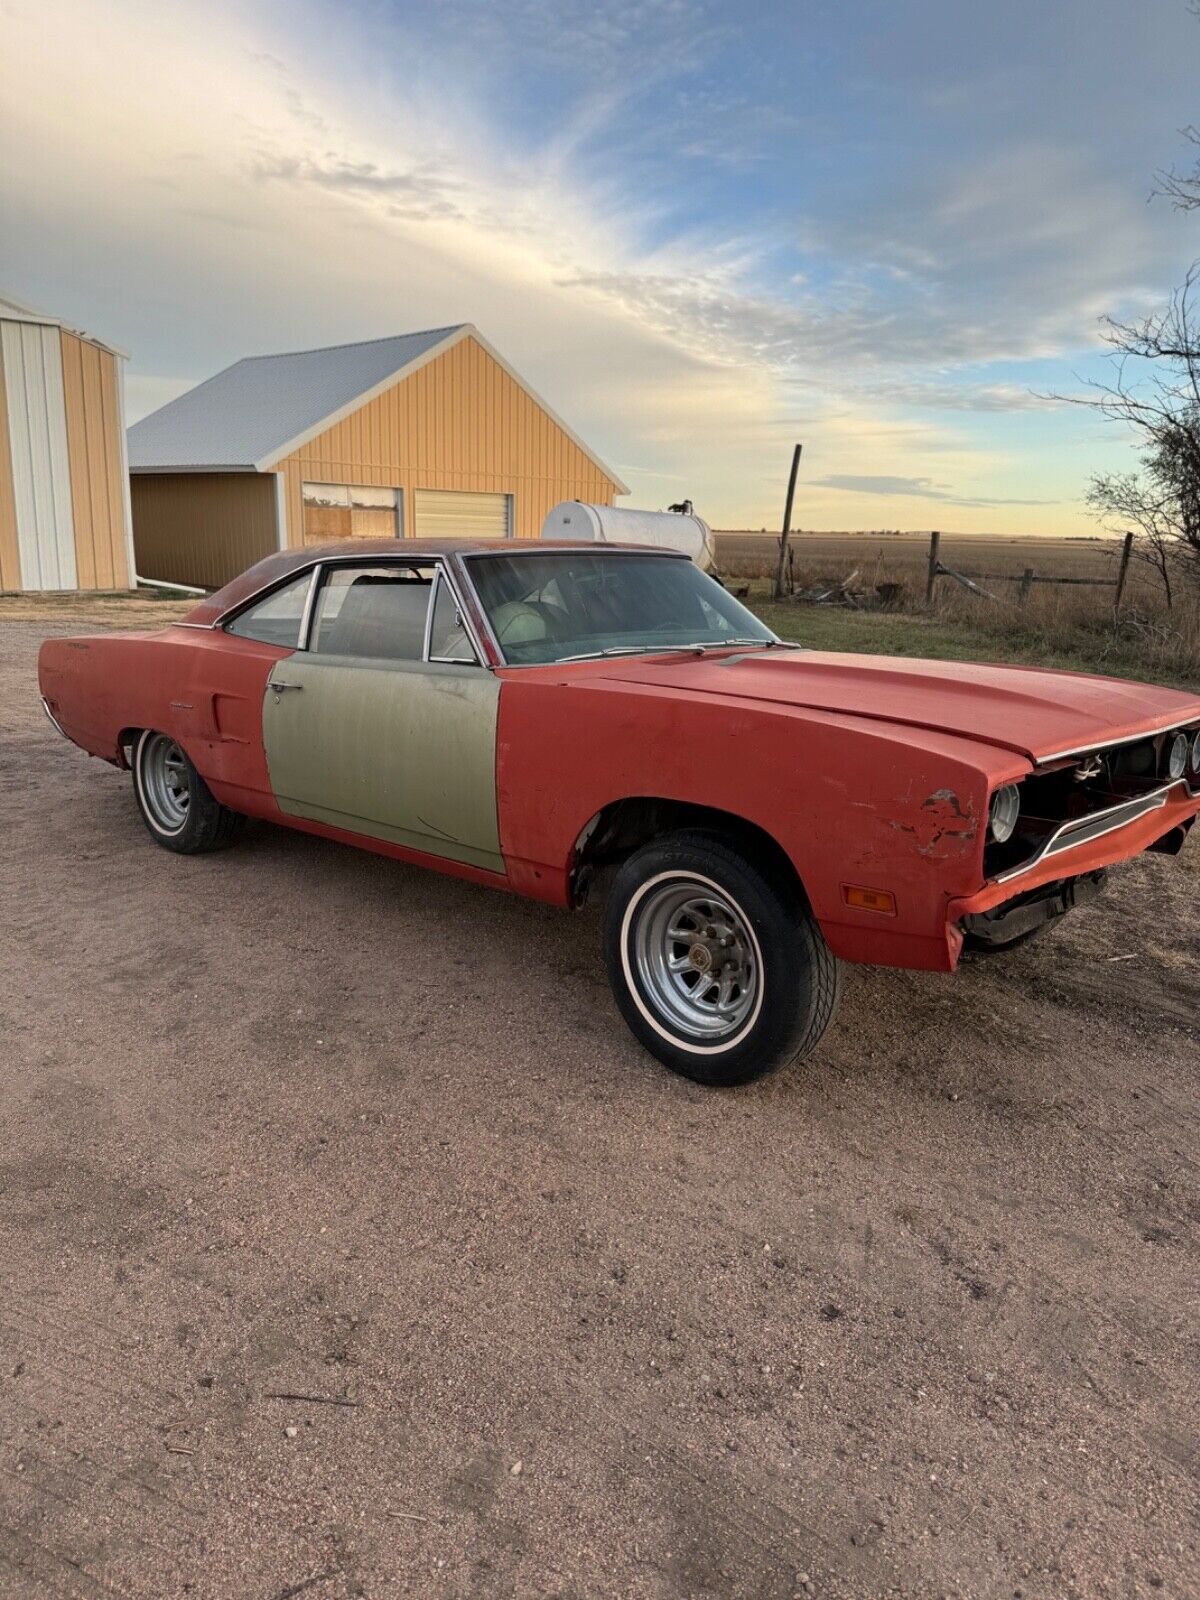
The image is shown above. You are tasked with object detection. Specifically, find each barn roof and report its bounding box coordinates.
[126,323,627,490]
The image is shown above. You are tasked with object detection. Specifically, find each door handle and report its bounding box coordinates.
[271,681,303,692]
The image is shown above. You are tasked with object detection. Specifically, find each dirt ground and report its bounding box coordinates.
[2,615,1198,1600]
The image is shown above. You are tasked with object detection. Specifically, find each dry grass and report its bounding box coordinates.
[717,529,1128,583]
[0,590,194,626]
[720,531,1200,689]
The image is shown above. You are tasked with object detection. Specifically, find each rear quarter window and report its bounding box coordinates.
[225,572,312,647]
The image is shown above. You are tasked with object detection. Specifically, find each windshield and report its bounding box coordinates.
[466,552,776,665]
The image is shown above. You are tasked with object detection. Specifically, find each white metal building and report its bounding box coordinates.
[0,293,135,593]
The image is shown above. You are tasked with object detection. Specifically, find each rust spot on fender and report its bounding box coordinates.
[890,787,977,858]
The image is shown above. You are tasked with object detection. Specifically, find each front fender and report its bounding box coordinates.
[496,674,1015,968]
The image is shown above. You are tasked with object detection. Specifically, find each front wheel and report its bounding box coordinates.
[131,729,243,854]
[603,832,840,1086]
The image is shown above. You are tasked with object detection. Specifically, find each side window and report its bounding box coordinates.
[428,572,479,663]
[225,571,312,647]
[310,565,434,661]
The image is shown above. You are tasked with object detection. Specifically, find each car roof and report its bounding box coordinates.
[182,539,684,627]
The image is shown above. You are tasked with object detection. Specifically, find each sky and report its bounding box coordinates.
[2,0,1199,534]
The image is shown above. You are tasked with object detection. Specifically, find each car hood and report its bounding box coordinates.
[599,650,1200,763]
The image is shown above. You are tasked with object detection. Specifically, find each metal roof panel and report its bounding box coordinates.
[127,326,467,470]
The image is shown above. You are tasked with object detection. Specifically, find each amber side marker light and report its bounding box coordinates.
[841,884,897,916]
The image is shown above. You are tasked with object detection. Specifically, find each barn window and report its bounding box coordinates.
[302,483,402,544]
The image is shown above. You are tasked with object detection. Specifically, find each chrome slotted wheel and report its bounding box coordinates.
[139,732,191,834]
[630,875,761,1044]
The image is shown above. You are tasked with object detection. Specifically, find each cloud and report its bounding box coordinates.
[865,380,1057,414]
[254,156,466,220]
[814,474,1056,508]
[563,144,1165,381]
[0,0,1179,535]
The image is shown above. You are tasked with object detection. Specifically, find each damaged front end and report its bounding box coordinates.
[947,723,1199,962]
[983,722,1200,885]
[960,869,1107,953]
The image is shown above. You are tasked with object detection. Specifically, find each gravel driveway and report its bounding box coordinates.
[1,617,1198,1599]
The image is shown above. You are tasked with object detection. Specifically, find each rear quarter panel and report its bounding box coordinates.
[496,672,1021,969]
[38,627,287,818]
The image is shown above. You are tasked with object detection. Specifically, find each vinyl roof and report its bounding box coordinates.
[183,539,674,627]
[126,323,628,490]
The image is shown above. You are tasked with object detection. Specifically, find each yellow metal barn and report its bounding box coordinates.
[0,293,134,593]
[128,324,627,590]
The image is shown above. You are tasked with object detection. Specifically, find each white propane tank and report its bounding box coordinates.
[541,502,717,572]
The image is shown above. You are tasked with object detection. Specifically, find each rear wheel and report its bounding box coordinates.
[603,832,840,1086]
[132,730,243,854]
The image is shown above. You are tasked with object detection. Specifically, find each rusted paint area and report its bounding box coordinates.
[890,787,978,858]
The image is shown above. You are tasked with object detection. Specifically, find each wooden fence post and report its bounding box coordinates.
[1018,567,1034,606]
[1114,530,1134,615]
[773,443,803,599]
[925,530,941,604]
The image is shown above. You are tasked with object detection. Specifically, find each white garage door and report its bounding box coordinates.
[414,489,511,540]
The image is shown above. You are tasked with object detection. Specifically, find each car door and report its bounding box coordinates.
[261,560,504,873]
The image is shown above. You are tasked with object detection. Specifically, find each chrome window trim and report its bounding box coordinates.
[216,552,491,664]
[994,780,1186,884]
[304,557,434,660]
[451,553,505,665]
[297,562,322,651]
[290,554,487,667]
[463,545,689,559]
[425,565,483,666]
[220,565,319,649]
[214,547,409,629]
[1035,716,1200,767]
[436,559,487,666]
[421,567,439,662]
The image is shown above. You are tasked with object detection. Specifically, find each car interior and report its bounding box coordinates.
[312,569,433,661]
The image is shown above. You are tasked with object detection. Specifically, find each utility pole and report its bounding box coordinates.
[773,443,803,599]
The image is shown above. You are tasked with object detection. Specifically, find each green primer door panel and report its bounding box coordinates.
[263,657,504,873]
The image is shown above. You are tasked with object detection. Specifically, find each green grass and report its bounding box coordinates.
[745,596,1199,690]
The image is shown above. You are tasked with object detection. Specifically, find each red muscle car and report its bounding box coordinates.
[39,540,1200,1085]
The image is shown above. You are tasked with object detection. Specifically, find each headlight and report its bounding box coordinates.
[989,783,1021,844]
[1166,731,1188,781]
[1192,729,1200,775]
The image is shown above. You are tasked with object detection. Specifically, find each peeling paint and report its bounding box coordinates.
[890,787,978,858]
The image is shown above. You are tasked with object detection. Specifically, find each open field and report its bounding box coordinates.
[742,590,1200,690]
[718,532,1200,690]
[3,613,1200,1599]
[716,531,1131,587]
